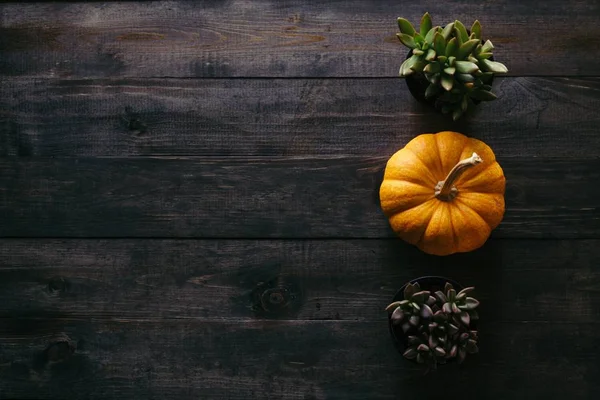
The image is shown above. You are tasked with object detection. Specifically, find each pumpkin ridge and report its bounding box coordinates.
[384,194,436,217]
[435,131,464,174]
[380,179,435,215]
[457,166,505,194]
[415,199,439,248]
[430,133,445,179]
[446,202,458,251]
[403,147,439,185]
[454,197,490,230]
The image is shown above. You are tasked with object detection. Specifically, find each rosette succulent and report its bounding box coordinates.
[387,281,480,372]
[396,12,508,120]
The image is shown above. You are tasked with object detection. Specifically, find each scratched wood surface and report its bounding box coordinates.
[2,77,599,158]
[1,0,600,399]
[1,1,599,77]
[1,157,599,239]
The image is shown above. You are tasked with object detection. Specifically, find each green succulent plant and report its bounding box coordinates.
[396,12,508,120]
[386,281,480,372]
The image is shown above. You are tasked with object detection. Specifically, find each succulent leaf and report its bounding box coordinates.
[433,32,446,55]
[411,290,430,304]
[421,304,434,318]
[480,59,508,73]
[458,39,480,60]
[449,344,458,358]
[391,307,405,324]
[425,26,440,44]
[427,296,437,306]
[477,52,493,60]
[445,38,458,57]
[425,48,436,61]
[420,12,433,37]
[444,67,456,75]
[444,282,454,293]
[441,22,455,40]
[429,335,438,349]
[448,323,459,335]
[399,58,415,77]
[397,33,417,49]
[464,297,480,310]
[399,299,410,307]
[447,289,457,302]
[404,283,417,300]
[441,74,454,91]
[403,347,418,359]
[481,39,494,53]
[460,311,471,325]
[417,344,430,352]
[397,17,417,36]
[434,291,447,303]
[457,287,475,297]
[412,49,425,56]
[402,322,411,333]
[434,347,446,357]
[436,55,448,63]
[427,73,441,85]
[409,315,420,326]
[454,20,469,44]
[442,302,452,314]
[451,302,461,314]
[471,20,482,40]
[414,33,424,46]
[385,301,403,311]
[455,61,479,74]
[455,74,475,82]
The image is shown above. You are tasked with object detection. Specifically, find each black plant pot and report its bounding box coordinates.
[388,276,468,360]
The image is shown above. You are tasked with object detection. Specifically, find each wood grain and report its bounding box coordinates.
[0,318,598,399]
[2,77,599,157]
[1,157,598,239]
[1,1,599,78]
[0,239,599,323]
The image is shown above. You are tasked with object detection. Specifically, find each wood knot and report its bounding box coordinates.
[45,334,75,363]
[251,277,302,317]
[121,107,147,135]
[48,277,68,293]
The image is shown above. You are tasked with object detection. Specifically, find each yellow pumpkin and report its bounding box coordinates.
[379,131,505,256]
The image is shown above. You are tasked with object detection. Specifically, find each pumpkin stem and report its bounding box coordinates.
[434,152,482,201]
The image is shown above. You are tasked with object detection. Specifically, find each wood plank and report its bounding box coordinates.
[0,318,598,399]
[0,239,599,323]
[1,1,599,78]
[2,77,600,158]
[0,157,598,239]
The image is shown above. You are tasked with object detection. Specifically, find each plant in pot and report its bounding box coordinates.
[396,12,508,120]
[386,277,480,372]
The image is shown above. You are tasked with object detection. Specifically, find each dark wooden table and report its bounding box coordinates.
[1,1,599,399]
